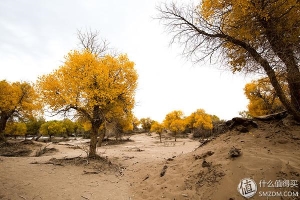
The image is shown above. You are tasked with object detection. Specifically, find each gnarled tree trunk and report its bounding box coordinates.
[89,105,104,158]
[89,125,99,158]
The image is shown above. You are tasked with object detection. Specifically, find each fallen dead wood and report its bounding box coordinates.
[225,117,258,133]
[253,111,288,121]
[83,170,99,174]
[143,174,150,181]
[62,155,83,160]
[44,161,64,166]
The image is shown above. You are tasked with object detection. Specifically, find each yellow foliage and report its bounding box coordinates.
[186,109,213,131]
[132,116,140,130]
[169,119,186,134]
[150,121,164,134]
[82,121,92,132]
[200,0,300,70]
[4,122,27,136]
[0,80,41,117]
[40,120,66,137]
[244,76,286,117]
[116,112,134,133]
[37,50,137,125]
[1,80,41,139]
[39,51,134,108]
[37,50,137,154]
[163,110,184,130]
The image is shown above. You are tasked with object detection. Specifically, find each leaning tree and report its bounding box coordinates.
[157,0,300,121]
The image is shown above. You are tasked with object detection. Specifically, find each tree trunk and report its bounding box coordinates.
[0,134,5,142]
[0,114,9,142]
[89,125,98,158]
[159,133,162,143]
[89,105,103,157]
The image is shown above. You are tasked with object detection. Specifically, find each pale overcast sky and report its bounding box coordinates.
[0,0,252,122]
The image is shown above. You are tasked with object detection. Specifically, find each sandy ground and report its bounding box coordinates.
[0,134,199,200]
[1,120,300,200]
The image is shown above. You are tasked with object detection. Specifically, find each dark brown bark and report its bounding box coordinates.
[89,105,104,158]
[0,113,10,142]
[89,125,98,157]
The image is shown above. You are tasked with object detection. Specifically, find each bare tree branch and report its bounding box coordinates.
[77,29,109,57]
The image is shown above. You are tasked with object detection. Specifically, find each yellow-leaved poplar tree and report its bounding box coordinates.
[169,119,186,141]
[37,50,137,157]
[4,122,27,139]
[39,120,66,141]
[150,121,164,142]
[186,109,213,134]
[0,80,41,141]
[163,110,184,129]
[163,110,186,141]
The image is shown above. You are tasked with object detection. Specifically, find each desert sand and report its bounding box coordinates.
[0,119,300,200]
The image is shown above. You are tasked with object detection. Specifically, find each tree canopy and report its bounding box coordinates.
[4,122,27,138]
[163,110,186,141]
[186,109,213,133]
[40,120,66,141]
[157,0,300,121]
[163,110,184,130]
